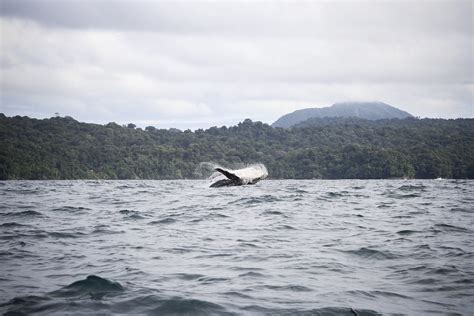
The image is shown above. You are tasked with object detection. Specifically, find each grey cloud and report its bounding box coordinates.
[0,1,472,129]
[1,0,472,37]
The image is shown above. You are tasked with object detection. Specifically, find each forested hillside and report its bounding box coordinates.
[1,114,473,180]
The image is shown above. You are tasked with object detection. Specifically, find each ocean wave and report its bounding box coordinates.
[50,206,91,213]
[242,305,382,315]
[1,276,124,315]
[52,275,124,297]
[231,195,282,205]
[342,247,400,260]
[1,179,472,315]
[1,210,44,217]
[48,231,88,239]
[397,229,423,235]
[0,222,29,228]
[398,184,427,191]
[432,223,471,233]
[148,297,232,315]
[259,284,313,292]
[149,217,177,225]
[119,209,146,220]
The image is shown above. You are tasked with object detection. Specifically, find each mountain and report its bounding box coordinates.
[272,102,413,128]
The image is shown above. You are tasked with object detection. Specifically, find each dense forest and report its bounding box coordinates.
[0,113,473,180]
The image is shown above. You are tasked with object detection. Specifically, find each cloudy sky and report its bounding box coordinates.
[1,0,472,129]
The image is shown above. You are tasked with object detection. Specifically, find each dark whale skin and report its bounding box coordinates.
[210,179,241,188]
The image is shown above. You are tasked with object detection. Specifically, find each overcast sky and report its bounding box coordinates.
[1,0,472,129]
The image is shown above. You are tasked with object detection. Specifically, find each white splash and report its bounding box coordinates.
[209,163,268,185]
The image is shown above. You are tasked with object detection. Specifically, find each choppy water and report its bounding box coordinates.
[0,180,473,315]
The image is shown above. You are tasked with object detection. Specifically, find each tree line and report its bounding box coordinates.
[0,114,473,180]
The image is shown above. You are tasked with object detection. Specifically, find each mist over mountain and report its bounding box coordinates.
[272,102,413,128]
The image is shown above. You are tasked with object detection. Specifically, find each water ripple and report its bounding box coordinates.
[0,179,472,315]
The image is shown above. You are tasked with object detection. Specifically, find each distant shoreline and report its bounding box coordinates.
[1,178,471,181]
[1,115,473,180]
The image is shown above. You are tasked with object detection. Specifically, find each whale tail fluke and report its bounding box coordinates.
[214,168,241,182]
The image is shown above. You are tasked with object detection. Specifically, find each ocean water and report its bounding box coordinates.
[0,180,473,315]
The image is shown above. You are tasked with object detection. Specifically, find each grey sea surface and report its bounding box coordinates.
[0,180,473,315]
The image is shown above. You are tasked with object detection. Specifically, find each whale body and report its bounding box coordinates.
[209,165,267,188]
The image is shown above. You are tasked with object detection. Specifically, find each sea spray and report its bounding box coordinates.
[195,162,221,179]
[194,161,269,184]
[209,163,268,185]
